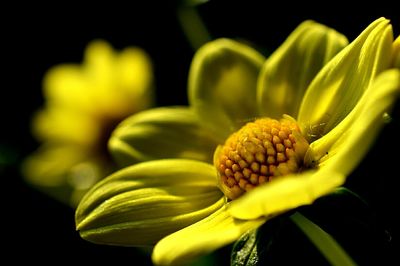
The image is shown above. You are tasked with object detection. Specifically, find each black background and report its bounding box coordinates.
[2,1,399,265]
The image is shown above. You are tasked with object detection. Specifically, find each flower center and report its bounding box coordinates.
[214,115,310,200]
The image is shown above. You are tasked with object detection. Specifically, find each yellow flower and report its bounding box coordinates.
[75,18,400,265]
[23,40,154,206]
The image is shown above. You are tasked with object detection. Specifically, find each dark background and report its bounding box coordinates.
[2,1,399,265]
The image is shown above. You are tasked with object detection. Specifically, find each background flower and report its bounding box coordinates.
[22,40,154,206]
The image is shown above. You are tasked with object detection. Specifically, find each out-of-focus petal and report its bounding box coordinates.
[32,108,99,146]
[43,65,93,112]
[85,41,154,117]
[116,46,154,105]
[23,144,90,187]
[22,144,109,206]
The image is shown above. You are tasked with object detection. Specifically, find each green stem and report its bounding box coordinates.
[177,5,211,51]
[290,212,357,266]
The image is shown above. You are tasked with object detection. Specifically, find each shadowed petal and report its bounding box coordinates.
[109,107,219,167]
[189,38,265,141]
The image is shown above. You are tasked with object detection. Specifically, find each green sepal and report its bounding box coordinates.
[297,186,391,265]
[231,218,281,266]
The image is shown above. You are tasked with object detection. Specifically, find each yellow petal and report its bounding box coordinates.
[152,206,266,266]
[42,42,108,115]
[85,40,154,117]
[314,69,400,175]
[109,107,219,167]
[258,20,347,118]
[188,38,265,141]
[76,159,224,246]
[229,170,345,220]
[43,64,93,112]
[32,108,100,146]
[393,35,400,68]
[43,40,153,118]
[84,40,115,90]
[298,17,393,140]
[116,46,153,104]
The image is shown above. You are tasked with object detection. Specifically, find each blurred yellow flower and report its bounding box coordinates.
[23,40,153,206]
[76,18,399,265]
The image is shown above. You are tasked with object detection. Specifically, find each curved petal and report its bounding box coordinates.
[152,206,266,266]
[76,159,224,246]
[258,20,348,118]
[109,107,220,167]
[298,17,394,141]
[393,36,400,68]
[188,38,265,141]
[229,170,345,220]
[312,69,400,175]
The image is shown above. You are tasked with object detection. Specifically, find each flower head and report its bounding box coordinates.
[76,18,400,265]
[23,40,153,206]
